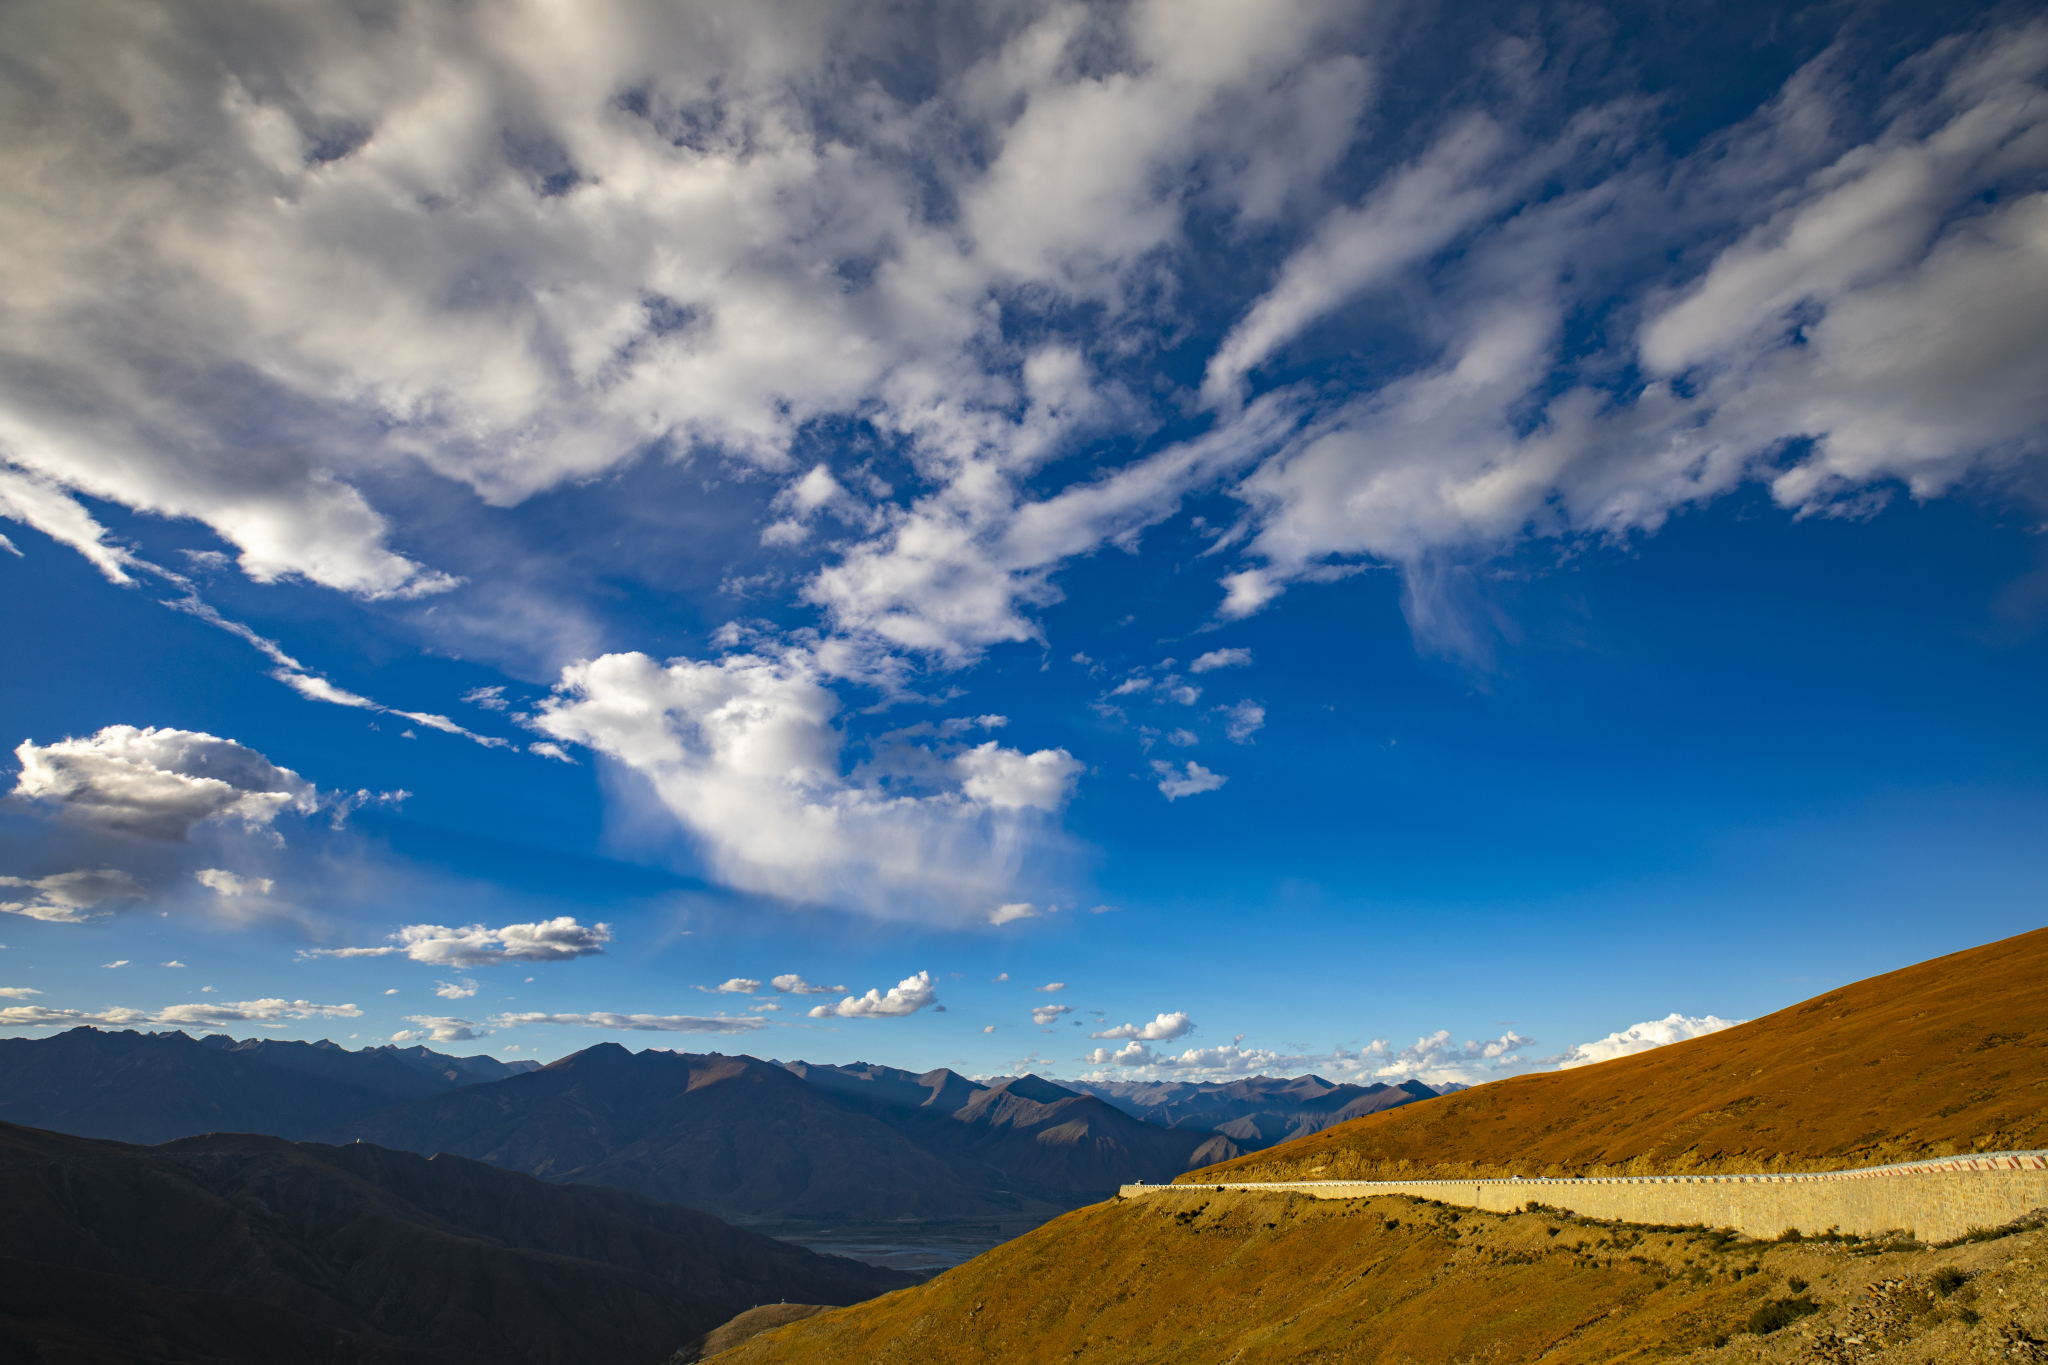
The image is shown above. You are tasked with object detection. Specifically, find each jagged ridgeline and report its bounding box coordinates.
[706,927,2048,1365]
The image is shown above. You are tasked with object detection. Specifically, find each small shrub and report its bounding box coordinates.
[1788,1277,1809,1294]
[1933,1268,1968,1298]
[1958,1308,1982,1326]
[1778,1227,1804,1243]
[1747,1297,1820,1336]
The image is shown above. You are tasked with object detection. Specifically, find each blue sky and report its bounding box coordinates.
[2,0,2044,1086]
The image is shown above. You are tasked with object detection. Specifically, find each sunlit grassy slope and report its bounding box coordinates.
[710,1188,2046,1364]
[1193,926,2048,1184]
[708,928,2048,1364]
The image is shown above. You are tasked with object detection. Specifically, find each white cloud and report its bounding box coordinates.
[195,869,274,898]
[988,903,1040,926]
[0,4,2034,702]
[161,961,184,968]
[1167,729,1199,747]
[770,974,846,994]
[1091,1011,1193,1042]
[463,687,509,712]
[434,979,478,1000]
[1031,1004,1073,1026]
[806,970,938,1019]
[1034,982,1066,993]
[0,1005,149,1028]
[0,996,370,1031]
[156,997,362,1026]
[1189,649,1252,673]
[1153,760,1226,800]
[1555,1013,1744,1069]
[393,1016,483,1043]
[701,977,761,994]
[535,650,1082,922]
[1217,701,1266,744]
[0,987,41,998]
[300,916,610,965]
[982,1024,997,1033]
[101,960,128,969]
[0,869,144,923]
[491,1011,766,1034]
[1213,31,2048,646]
[11,727,316,840]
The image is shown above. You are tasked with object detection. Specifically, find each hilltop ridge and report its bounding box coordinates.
[1190,927,2048,1186]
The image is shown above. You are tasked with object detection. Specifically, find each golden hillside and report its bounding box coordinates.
[1192,927,2048,1184]
[710,1187,2048,1365]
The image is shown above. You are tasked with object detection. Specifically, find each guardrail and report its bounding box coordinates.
[1119,1150,2048,1243]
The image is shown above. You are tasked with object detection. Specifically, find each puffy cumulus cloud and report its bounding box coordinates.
[11,727,316,841]
[954,744,1086,812]
[770,974,846,995]
[433,979,478,1000]
[394,917,612,966]
[988,903,1041,926]
[1153,760,1227,800]
[701,978,761,994]
[1091,1011,1193,1042]
[535,650,1082,921]
[1034,982,1066,993]
[195,869,273,898]
[1555,1014,1743,1069]
[1190,649,1252,673]
[301,916,612,965]
[491,1011,765,1034]
[0,869,145,922]
[393,1016,483,1043]
[1031,1004,1074,1026]
[807,971,938,1019]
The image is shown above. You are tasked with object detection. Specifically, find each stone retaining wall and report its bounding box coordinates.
[1121,1151,2048,1243]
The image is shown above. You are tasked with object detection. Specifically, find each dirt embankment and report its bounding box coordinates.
[1190,928,2048,1186]
[708,1187,2048,1365]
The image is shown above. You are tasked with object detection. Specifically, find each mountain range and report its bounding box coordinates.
[0,1118,910,1365]
[0,1027,536,1145]
[329,1047,1239,1221]
[1064,1075,1446,1148]
[0,1027,1444,1226]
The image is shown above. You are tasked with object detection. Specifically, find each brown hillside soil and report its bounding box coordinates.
[671,1303,827,1362]
[1194,927,2048,1184]
[710,1189,2048,1365]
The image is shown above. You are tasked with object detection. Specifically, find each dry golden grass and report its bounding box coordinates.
[709,1188,2048,1364]
[1196,927,2048,1184]
[707,927,2048,1364]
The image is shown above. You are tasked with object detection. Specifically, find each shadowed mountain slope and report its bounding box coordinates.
[1066,1075,1442,1150]
[329,1046,1020,1221]
[0,1119,910,1365]
[1194,927,2048,1185]
[331,1050,1234,1221]
[781,1063,1239,1194]
[0,1027,533,1145]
